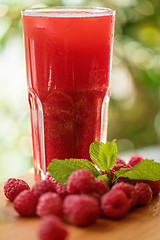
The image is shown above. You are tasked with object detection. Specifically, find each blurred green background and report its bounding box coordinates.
[0,0,160,182]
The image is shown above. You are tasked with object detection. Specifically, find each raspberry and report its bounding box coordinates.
[145,180,160,196]
[115,177,135,186]
[100,170,118,180]
[45,174,67,197]
[116,157,126,165]
[109,170,115,180]
[112,182,138,208]
[45,172,51,179]
[101,162,131,180]
[63,195,100,227]
[128,154,144,167]
[86,192,101,203]
[55,183,69,199]
[112,162,131,172]
[67,169,96,194]
[45,173,57,184]
[134,183,152,206]
[32,180,55,199]
[101,189,130,219]
[110,163,131,180]
[37,192,62,217]
[99,170,107,175]
[99,170,109,180]
[95,179,110,196]
[136,180,160,196]
[14,190,37,216]
[4,178,30,201]
[38,215,68,240]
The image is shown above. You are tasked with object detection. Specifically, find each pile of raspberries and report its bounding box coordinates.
[3,155,160,240]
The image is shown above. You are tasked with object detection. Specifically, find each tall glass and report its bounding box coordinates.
[22,7,115,181]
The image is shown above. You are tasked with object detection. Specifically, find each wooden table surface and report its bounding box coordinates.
[1,170,160,240]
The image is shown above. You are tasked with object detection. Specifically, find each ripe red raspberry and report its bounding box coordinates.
[14,190,37,216]
[67,169,96,194]
[100,170,115,180]
[95,179,110,196]
[115,177,135,186]
[101,189,130,219]
[4,178,30,201]
[45,173,57,184]
[128,154,144,167]
[100,163,130,181]
[45,172,51,179]
[99,170,107,175]
[101,162,131,180]
[116,157,126,165]
[37,192,62,217]
[55,183,69,199]
[63,194,100,227]
[109,170,115,180]
[86,192,101,203]
[134,183,152,206]
[38,215,68,240]
[32,180,55,199]
[112,182,138,208]
[100,170,117,180]
[110,163,131,180]
[136,180,160,196]
[112,162,131,172]
[145,180,160,196]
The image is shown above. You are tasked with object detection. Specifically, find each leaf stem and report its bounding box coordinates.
[107,170,112,187]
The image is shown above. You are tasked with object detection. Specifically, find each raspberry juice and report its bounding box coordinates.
[22,7,115,180]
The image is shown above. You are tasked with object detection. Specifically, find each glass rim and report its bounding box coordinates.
[22,6,115,18]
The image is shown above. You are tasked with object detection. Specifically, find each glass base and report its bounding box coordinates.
[32,89,110,182]
[34,166,46,182]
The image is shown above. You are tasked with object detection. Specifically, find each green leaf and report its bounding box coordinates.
[47,158,101,185]
[96,174,109,184]
[47,159,79,185]
[113,159,160,182]
[99,140,117,173]
[63,159,101,177]
[89,141,104,170]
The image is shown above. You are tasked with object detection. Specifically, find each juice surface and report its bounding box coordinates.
[23,12,115,171]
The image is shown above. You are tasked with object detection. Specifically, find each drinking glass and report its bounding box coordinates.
[22,7,115,181]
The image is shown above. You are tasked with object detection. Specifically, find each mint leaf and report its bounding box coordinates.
[99,140,117,173]
[63,159,101,177]
[47,158,101,184]
[113,159,160,182]
[89,141,104,170]
[96,174,109,184]
[47,159,79,184]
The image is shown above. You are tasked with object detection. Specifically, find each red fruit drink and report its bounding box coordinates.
[22,7,115,180]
